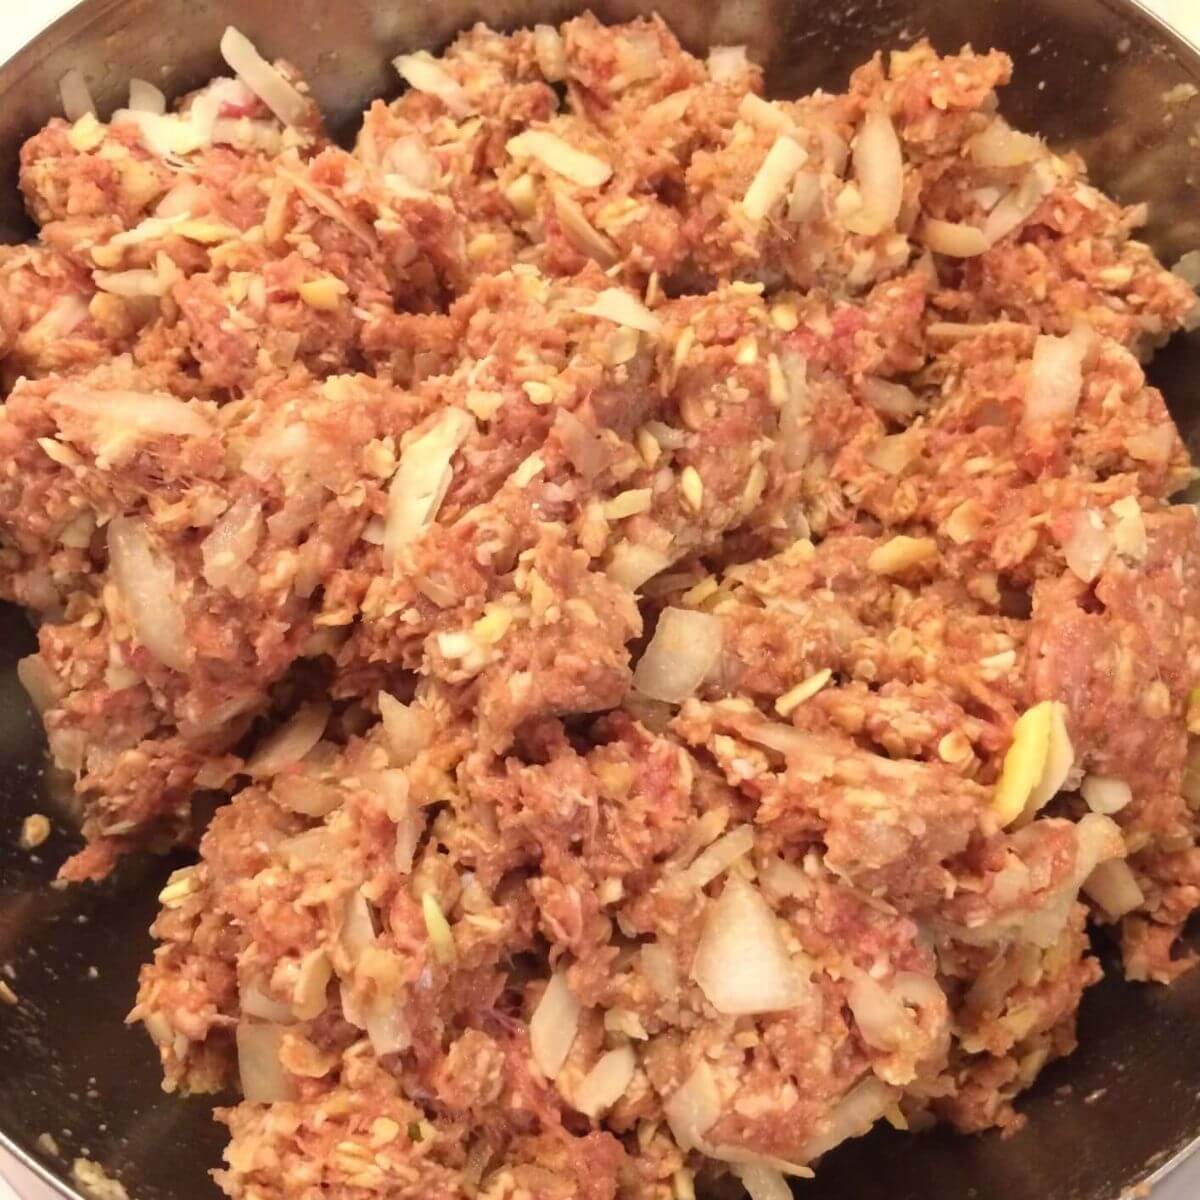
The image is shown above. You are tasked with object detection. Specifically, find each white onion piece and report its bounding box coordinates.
[1062,509,1112,584]
[378,691,433,765]
[633,608,723,703]
[1026,700,1074,814]
[274,774,342,818]
[236,1022,296,1103]
[607,542,671,591]
[279,167,378,249]
[17,655,60,714]
[365,1003,412,1056]
[246,703,330,777]
[742,136,808,222]
[384,408,475,566]
[26,293,90,342]
[860,376,918,421]
[240,981,294,1023]
[292,948,332,1020]
[1083,858,1144,920]
[922,218,987,258]
[663,1060,722,1149]
[846,108,903,235]
[640,942,679,1000]
[506,130,612,188]
[798,1076,896,1163]
[530,970,581,1079]
[759,854,811,901]
[983,161,1055,246]
[737,719,821,761]
[201,498,263,592]
[113,108,212,158]
[707,45,751,82]
[575,287,661,334]
[553,190,619,266]
[788,170,822,222]
[59,69,96,121]
[128,78,166,115]
[572,1045,636,1119]
[677,825,755,891]
[220,27,309,126]
[1024,325,1090,425]
[553,409,612,479]
[739,93,795,134]
[382,133,439,189]
[339,889,377,964]
[968,119,1043,168]
[736,1165,793,1200]
[1081,775,1133,815]
[692,877,808,1015]
[107,518,189,671]
[394,51,472,118]
[533,25,567,82]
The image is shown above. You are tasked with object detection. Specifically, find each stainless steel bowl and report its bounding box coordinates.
[2,2,1200,1198]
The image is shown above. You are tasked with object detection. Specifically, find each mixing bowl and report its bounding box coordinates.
[1,1,1199,1198]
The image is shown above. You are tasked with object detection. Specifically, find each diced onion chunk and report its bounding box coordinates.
[507,130,612,188]
[572,1045,635,1118]
[236,1022,296,1102]
[246,703,330,777]
[633,608,722,703]
[221,26,309,126]
[530,970,580,1079]
[107,517,189,671]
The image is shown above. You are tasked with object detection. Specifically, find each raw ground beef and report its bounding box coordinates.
[2,13,1199,1200]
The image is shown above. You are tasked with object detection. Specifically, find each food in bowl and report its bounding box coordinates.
[2,11,1199,1198]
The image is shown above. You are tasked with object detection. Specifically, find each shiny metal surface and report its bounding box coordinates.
[1,1,1199,1198]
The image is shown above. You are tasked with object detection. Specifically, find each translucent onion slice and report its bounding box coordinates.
[692,877,809,1015]
[533,25,567,82]
[742,136,808,222]
[59,68,96,121]
[921,218,987,258]
[575,287,661,334]
[968,119,1043,168]
[378,691,433,766]
[607,542,671,591]
[530,970,580,1079]
[736,1165,793,1200]
[572,1045,636,1119]
[798,1076,896,1163]
[663,1060,722,1149]
[1081,775,1133,815]
[640,942,679,1000]
[291,948,332,1020]
[1061,509,1112,584]
[201,498,263,592]
[383,408,475,566]
[128,78,166,115]
[220,26,309,127]
[17,655,61,714]
[632,608,722,703]
[707,45,751,82]
[1024,700,1074,815]
[506,130,612,188]
[1024,325,1090,425]
[846,108,903,235]
[983,161,1055,246]
[676,825,755,891]
[246,702,330,777]
[107,517,189,672]
[1083,858,1145,920]
[236,1022,296,1103]
[553,190,619,266]
[239,981,294,1023]
[394,51,472,118]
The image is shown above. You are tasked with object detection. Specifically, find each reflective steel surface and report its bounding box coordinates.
[1,1,1199,1198]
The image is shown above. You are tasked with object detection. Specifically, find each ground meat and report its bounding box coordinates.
[3,16,1199,1200]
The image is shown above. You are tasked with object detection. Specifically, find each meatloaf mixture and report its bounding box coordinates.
[4,14,1200,1200]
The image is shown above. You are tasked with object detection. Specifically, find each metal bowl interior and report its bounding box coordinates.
[1,1,1199,1198]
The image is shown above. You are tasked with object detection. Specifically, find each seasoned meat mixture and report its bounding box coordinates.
[4,15,1200,1200]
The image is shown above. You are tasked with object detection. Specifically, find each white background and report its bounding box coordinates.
[1,0,1199,1197]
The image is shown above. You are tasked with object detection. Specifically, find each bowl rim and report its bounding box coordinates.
[0,0,1198,1198]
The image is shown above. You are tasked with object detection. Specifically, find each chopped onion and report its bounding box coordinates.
[1074,813,1126,881]
[572,1045,635,1119]
[708,45,751,82]
[506,130,612,188]
[278,167,378,249]
[339,888,377,964]
[742,136,808,223]
[220,27,309,126]
[394,51,472,118]
[859,376,918,421]
[240,981,295,1023]
[921,218,987,258]
[365,1004,412,1056]
[553,190,619,266]
[113,108,213,158]
[246,703,330,777]
[1024,325,1089,425]
[59,69,96,121]
[1062,509,1112,584]
[378,692,432,766]
[384,408,475,566]
[281,827,334,867]
[291,948,332,1020]
[553,408,613,479]
[788,170,822,222]
[533,25,567,82]
[274,774,343,818]
[1084,858,1144,920]
[422,891,457,965]
[846,108,903,236]
[1082,775,1132,815]
[1025,700,1074,814]
[983,161,1055,246]
[798,1076,896,1163]
[107,517,189,672]
[692,876,809,1015]
[202,499,263,593]
[736,1165,793,1200]
[128,78,166,115]
[236,1022,296,1103]
[530,970,580,1079]
[758,854,811,901]
[633,608,723,703]
[17,655,60,714]
[575,287,661,334]
[382,133,439,189]
[663,1060,722,1149]
[968,119,1043,168]
[607,542,671,591]
[677,825,756,891]
[739,93,795,134]
[26,294,90,342]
